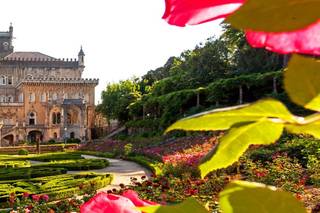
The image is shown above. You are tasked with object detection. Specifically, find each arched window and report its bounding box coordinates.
[29,93,35,102]
[57,112,61,124]
[40,93,46,102]
[29,112,36,125]
[0,76,6,85]
[3,42,9,51]
[0,96,5,102]
[63,93,68,99]
[52,112,57,124]
[52,93,58,101]
[26,75,33,79]
[53,132,57,139]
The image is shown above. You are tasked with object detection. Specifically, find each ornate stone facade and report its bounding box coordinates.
[0,25,98,146]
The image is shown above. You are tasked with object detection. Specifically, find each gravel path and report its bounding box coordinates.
[67,155,151,191]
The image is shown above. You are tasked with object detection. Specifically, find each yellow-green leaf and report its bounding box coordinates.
[226,0,320,32]
[284,55,320,111]
[199,119,283,178]
[220,181,306,213]
[139,197,208,213]
[286,121,320,139]
[166,99,294,133]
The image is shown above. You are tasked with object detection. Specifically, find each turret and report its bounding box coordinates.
[78,46,85,68]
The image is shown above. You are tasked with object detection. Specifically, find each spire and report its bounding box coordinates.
[78,46,85,56]
[78,46,85,68]
[9,23,13,36]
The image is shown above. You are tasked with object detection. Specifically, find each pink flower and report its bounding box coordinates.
[41,194,49,202]
[23,192,30,198]
[80,190,158,213]
[162,0,320,55]
[31,195,40,202]
[162,0,244,27]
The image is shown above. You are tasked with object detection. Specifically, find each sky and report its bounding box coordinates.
[0,0,223,103]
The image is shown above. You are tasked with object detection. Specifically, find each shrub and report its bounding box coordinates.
[18,149,29,156]
[124,143,133,156]
[66,138,81,144]
[124,155,162,175]
[48,139,56,144]
[34,159,109,170]
[0,167,67,181]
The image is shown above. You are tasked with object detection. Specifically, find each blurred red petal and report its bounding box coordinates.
[122,190,158,207]
[246,20,320,55]
[163,0,244,27]
[80,192,140,213]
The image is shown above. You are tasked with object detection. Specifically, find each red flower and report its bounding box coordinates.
[41,194,49,202]
[246,20,320,55]
[163,0,244,27]
[80,190,158,213]
[23,192,30,198]
[162,0,320,55]
[31,195,40,202]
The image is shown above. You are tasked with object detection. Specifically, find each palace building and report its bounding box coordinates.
[0,24,98,146]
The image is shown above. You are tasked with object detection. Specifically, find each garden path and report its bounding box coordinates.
[67,155,151,191]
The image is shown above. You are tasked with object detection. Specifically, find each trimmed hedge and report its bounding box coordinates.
[34,159,109,170]
[0,160,30,168]
[0,144,78,155]
[123,155,162,175]
[0,173,112,204]
[0,167,67,181]
[74,151,116,159]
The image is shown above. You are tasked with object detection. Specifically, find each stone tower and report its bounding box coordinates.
[0,24,14,58]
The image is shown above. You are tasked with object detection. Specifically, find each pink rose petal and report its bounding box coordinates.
[246,20,320,55]
[163,0,244,27]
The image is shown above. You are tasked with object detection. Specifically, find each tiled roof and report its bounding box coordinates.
[4,52,56,60]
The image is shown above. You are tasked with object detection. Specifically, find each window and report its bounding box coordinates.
[7,96,13,103]
[29,93,35,102]
[0,96,5,102]
[29,112,36,125]
[0,76,6,85]
[3,42,9,51]
[19,93,24,102]
[52,93,58,101]
[7,76,12,85]
[52,112,61,124]
[52,112,57,124]
[53,132,57,139]
[40,93,46,102]
[63,93,68,99]
[57,112,61,124]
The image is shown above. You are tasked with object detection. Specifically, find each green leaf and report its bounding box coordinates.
[166,99,294,133]
[220,181,306,213]
[139,197,209,213]
[226,0,320,32]
[199,119,283,178]
[284,55,320,111]
[286,121,320,139]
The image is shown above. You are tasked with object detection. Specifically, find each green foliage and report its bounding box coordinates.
[124,143,133,156]
[219,181,305,213]
[33,159,109,171]
[0,173,112,203]
[199,119,283,178]
[140,197,209,213]
[0,167,67,181]
[18,149,29,156]
[285,55,320,111]
[124,155,162,175]
[66,138,81,144]
[166,99,294,132]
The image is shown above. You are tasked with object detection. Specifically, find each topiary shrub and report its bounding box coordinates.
[18,149,29,156]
